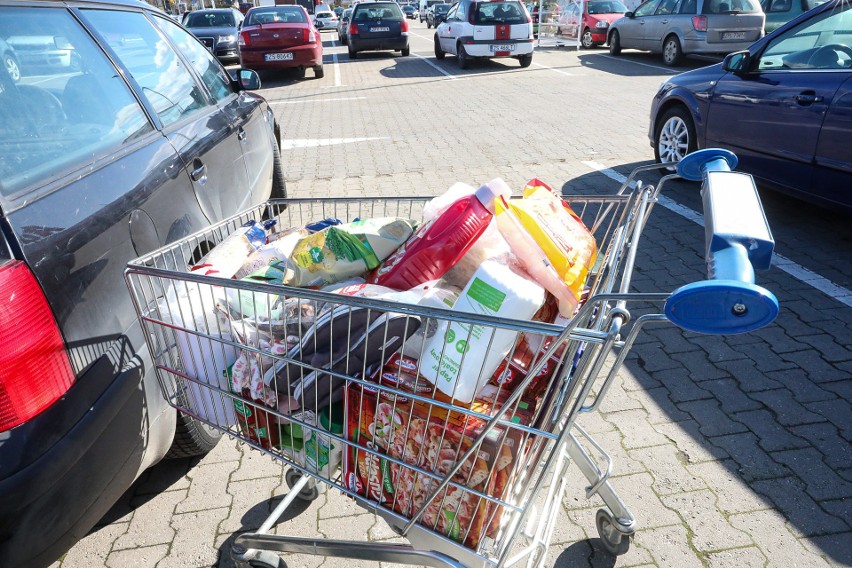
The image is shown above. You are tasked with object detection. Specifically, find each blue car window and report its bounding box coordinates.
[759,1,852,70]
[0,6,153,198]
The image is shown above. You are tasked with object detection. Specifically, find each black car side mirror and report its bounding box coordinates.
[723,50,751,74]
[238,69,261,90]
[624,11,634,17]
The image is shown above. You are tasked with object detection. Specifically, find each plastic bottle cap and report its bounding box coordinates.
[319,401,345,434]
[475,178,513,212]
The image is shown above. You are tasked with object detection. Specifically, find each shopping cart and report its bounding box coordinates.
[125,149,779,568]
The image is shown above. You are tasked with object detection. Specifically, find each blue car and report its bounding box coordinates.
[649,0,852,212]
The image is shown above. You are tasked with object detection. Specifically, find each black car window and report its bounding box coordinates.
[354,4,405,20]
[0,6,153,198]
[758,1,852,70]
[247,7,308,25]
[633,0,659,16]
[153,15,233,104]
[186,11,236,27]
[83,10,208,129]
[656,0,681,15]
[680,0,698,13]
[473,1,528,24]
[701,0,761,13]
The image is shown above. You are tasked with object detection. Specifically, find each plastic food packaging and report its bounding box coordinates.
[302,401,345,478]
[368,179,512,290]
[190,220,267,279]
[276,217,416,287]
[234,228,311,279]
[496,179,597,315]
[418,260,545,403]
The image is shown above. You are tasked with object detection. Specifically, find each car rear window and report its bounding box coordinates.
[353,3,404,21]
[435,4,450,13]
[473,1,528,24]
[588,1,628,13]
[702,0,761,14]
[185,11,236,27]
[246,7,308,25]
[316,11,334,18]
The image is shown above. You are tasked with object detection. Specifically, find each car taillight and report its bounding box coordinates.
[692,15,707,31]
[240,30,251,46]
[350,22,359,36]
[401,18,409,32]
[0,261,74,432]
[469,7,476,24]
[303,27,314,43]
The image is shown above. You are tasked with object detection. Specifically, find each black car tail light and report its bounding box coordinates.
[692,15,708,31]
[401,18,409,32]
[349,21,359,36]
[0,260,75,432]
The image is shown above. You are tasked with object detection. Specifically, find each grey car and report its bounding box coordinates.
[608,0,765,65]
[338,7,353,44]
[184,8,244,64]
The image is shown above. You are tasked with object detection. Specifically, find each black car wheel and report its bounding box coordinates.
[271,138,287,199]
[457,43,470,69]
[166,400,223,458]
[434,34,445,59]
[609,30,621,55]
[348,46,357,59]
[401,46,410,56]
[314,64,325,78]
[654,106,696,165]
[581,28,595,49]
[427,20,432,28]
[518,53,533,67]
[662,34,683,66]
[4,54,20,83]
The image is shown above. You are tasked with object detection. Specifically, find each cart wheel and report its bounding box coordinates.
[285,468,320,501]
[596,508,631,556]
[249,550,286,568]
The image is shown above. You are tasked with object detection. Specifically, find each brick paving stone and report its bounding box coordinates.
[728,509,832,568]
[771,447,852,502]
[635,524,705,568]
[709,432,791,481]
[633,387,691,425]
[704,546,767,568]
[627,445,707,496]
[594,375,644,413]
[133,458,192,496]
[58,522,128,568]
[650,367,714,403]
[751,326,811,354]
[652,420,730,464]
[632,342,682,373]
[731,342,799,374]
[582,428,648,477]
[158,507,229,568]
[607,408,672,450]
[716,358,784,392]
[778,300,836,324]
[317,489,369,519]
[699,378,764,415]
[113,490,186,550]
[750,389,826,427]
[821,378,852,400]
[221,476,283,534]
[734,408,811,453]
[175,460,238,514]
[820,496,852,527]
[197,436,243,465]
[661,489,753,552]
[766,368,835,404]
[781,350,849,383]
[609,472,681,529]
[646,326,697,355]
[691,335,750,364]
[750,476,848,536]
[105,544,169,568]
[575,408,617,434]
[805,398,852,439]
[801,532,852,566]
[678,399,749,438]
[669,351,729,383]
[619,364,663,392]
[791,422,852,470]
[687,460,770,515]
[231,446,288,482]
[798,334,852,363]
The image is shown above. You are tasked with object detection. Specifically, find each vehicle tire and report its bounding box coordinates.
[314,64,325,78]
[4,55,20,83]
[340,34,347,45]
[401,46,410,56]
[427,20,432,28]
[434,35,445,59]
[581,28,595,49]
[271,138,287,199]
[653,105,697,165]
[457,43,470,69]
[348,47,357,59]
[662,34,683,66]
[166,410,222,459]
[518,53,533,67]
[609,30,621,55]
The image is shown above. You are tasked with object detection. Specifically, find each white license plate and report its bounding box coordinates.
[722,31,746,40]
[371,26,390,32]
[490,44,516,52]
[264,53,294,61]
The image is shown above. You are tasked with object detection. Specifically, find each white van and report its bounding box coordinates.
[419,0,442,21]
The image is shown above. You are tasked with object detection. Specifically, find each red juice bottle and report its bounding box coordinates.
[368,179,511,290]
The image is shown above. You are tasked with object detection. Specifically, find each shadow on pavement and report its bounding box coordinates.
[552,539,618,567]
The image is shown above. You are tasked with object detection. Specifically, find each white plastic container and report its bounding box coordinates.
[419,260,545,403]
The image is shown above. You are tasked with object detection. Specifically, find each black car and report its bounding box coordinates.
[427,3,450,27]
[649,0,852,212]
[348,1,410,58]
[0,1,285,566]
[184,8,244,64]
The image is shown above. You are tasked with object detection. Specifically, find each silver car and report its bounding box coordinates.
[608,0,765,65]
[338,8,353,44]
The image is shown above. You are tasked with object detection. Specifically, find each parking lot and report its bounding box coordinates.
[53,18,851,568]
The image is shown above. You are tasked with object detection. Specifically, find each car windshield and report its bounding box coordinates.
[186,11,235,27]
[587,1,628,14]
[473,1,528,24]
[353,4,404,21]
[702,0,761,14]
[246,7,308,24]
[316,11,334,18]
[435,5,450,13]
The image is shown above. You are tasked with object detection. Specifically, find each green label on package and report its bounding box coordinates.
[467,278,506,313]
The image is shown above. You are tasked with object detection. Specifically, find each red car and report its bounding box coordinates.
[239,5,324,78]
[557,0,627,48]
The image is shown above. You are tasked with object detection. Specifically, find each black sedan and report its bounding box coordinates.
[649,0,852,213]
[184,8,244,64]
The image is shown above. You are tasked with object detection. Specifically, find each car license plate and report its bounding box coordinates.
[722,31,746,40]
[490,44,516,52]
[371,26,390,32]
[264,53,294,61]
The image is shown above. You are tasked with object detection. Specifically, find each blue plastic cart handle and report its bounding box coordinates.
[664,149,780,335]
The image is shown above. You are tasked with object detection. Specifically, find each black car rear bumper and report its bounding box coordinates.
[349,35,409,52]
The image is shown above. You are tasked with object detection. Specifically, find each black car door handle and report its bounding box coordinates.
[190,162,207,181]
[795,92,824,105]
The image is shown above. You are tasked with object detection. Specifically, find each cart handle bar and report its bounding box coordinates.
[665,149,779,335]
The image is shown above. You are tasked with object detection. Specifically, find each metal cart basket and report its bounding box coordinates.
[125,150,779,568]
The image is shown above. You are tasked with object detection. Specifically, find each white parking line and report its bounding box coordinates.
[412,52,457,79]
[281,137,389,149]
[532,61,575,76]
[269,97,367,105]
[596,54,679,74]
[583,161,852,308]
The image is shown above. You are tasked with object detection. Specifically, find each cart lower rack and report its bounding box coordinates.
[125,150,778,568]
